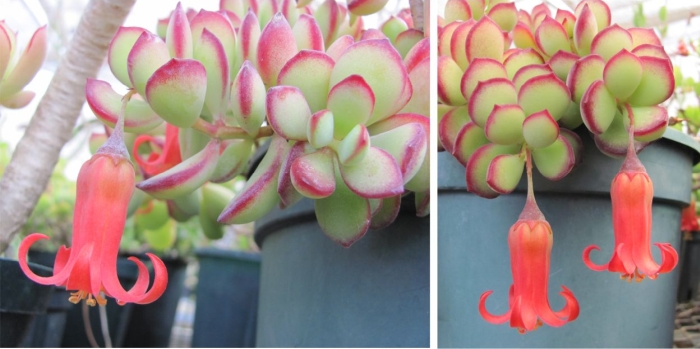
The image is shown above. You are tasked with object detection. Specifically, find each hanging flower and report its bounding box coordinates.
[133,123,182,177]
[480,160,579,333]
[17,120,168,306]
[583,122,678,281]
[681,199,699,232]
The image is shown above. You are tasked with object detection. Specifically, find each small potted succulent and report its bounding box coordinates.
[437,0,700,347]
[13,0,429,347]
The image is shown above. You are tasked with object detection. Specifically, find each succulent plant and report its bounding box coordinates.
[438,0,675,333]
[0,22,47,109]
[85,0,429,250]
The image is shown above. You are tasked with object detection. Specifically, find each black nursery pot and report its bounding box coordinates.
[60,256,145,348]
[0,258,53,347]
[191,248,261,348]
[19,250,73,348]
[677,232,700,303]
[438,128,700,347]
[123,256,188,348]
[253,198,430,348]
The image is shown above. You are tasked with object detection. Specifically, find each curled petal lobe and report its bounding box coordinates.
[479,291,511,324]
[582,245,609,272]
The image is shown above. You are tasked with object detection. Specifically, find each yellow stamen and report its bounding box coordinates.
[67,290,107,307]
[96,294,107,306]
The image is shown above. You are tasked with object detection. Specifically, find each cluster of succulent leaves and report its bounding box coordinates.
[437,0,673,198]
[87,0,429,248]
[0,22,46,109]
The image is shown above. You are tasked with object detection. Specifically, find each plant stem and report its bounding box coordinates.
[518,147,544,221]
[97,90,134,159]
[0,0,137,253]
[526,148,534,203]
[99,300,112,348]
[409,0,424,32]
[621,103,646,173]
[82,302,99,348]
[191,118,274,140]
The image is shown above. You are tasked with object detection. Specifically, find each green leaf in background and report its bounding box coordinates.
[693,161,700,174]
[659,5,668,22]
[633,3,646,27]
[675,66,684,89]
[686,106,700,126]
[0,142,10,173]
[19,157,76,250]
[683,77,696,91]
[135,199,170,231]
[143,219,177,252]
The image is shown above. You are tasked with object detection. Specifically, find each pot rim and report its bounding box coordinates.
[194,247,261,262]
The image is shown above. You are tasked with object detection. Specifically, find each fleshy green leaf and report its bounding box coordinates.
[518,73,570,121]
[291,148,336,199]
[484,104,525,145]
[580,79,617,134]
[486,153,525,194]
[340,146,403,198]
[466,143,519,198]
[315,164,370,247]
[523,110,559,148]
[532,135,575,180]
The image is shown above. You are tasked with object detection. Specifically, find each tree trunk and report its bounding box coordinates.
[409,0,424,32]
[0,0,136,252]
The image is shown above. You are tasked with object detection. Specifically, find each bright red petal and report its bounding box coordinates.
[479,290,511,324]
[582,245,609,271]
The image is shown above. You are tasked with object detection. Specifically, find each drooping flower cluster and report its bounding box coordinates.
[438,0,676,333]
[83,0,429,251]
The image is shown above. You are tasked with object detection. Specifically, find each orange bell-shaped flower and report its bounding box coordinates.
[18,122,167,306]
[480,152,579,333]
[583,122,678,281]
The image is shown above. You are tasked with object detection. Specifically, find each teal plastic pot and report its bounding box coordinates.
[0,258,53,347]
[438,129,700,347]
[192,248,261,348]
[254,198,429,347]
